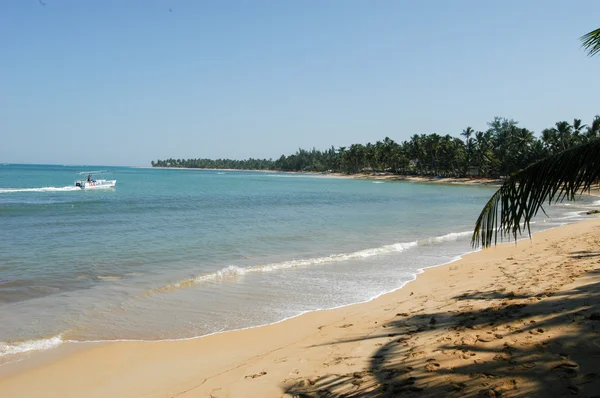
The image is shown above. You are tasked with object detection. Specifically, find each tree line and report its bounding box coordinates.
[151,115,600,178]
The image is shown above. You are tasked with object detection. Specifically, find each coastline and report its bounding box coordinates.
[331,172,502,185]
[2,218,600,397]
[140,166,504,186]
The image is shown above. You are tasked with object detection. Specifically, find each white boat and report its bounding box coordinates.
[75,171,116,190]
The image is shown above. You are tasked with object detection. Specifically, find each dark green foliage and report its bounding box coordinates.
[581,28,600,56]
[150,157,276,170]
[472,140,600,248]
[472,28,599,248]
[152,116,600,181]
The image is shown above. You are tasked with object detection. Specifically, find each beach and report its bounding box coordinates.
[143,167,504,186]
[3,0,599,396]
[340,173,502,186]
[2,218,600,397]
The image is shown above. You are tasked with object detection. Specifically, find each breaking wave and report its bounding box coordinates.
[0,335,63,357]
[152,230,473,294]
[418,231,472,245]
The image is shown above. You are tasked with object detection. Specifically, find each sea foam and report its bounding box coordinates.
[418,231,472,245]
[0,335,63,357]
[152,230,474,294]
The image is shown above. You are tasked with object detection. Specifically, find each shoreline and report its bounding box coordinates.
[2,218,600,396]
[333,172,502,185]
[0,234,477,364]
[139,166,504,186]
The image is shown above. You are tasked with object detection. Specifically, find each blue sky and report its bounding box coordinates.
[1,1,599,166]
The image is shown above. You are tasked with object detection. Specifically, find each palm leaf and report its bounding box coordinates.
[580,28,600,57]
[472,140,600,248]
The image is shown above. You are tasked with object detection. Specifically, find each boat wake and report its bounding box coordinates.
[0,186,80,193]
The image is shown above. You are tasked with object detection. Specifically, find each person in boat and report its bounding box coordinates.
[87,174,92,182]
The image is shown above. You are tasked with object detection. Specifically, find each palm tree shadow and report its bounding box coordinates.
[569,250,600,259]
[282,270,600,397]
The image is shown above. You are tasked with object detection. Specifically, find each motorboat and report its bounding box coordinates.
[75,171,116,189]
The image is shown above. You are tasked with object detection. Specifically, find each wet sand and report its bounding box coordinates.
[2,219,600,397]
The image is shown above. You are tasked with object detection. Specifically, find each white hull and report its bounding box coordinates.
[76,179,116,190]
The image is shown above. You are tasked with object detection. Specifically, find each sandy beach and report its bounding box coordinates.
[340,173,502,186]
[142,167,503,186]
[2,218,600,397]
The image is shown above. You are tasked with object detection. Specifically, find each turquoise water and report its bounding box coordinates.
[0,164,597,361]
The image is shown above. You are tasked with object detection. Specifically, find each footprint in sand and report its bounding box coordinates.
[551,362,579,379]
[425,362,440,372]
[245,371,267,379]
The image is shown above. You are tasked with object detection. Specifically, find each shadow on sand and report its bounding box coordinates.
[283,267,600,397]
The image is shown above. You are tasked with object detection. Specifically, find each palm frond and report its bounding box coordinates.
[472,140,600,248]
[580,28,600,57]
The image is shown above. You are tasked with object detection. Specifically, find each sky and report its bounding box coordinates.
[1,1,599,166]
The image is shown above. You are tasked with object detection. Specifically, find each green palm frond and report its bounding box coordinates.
[472,140,600,248]
[580,28,600,57]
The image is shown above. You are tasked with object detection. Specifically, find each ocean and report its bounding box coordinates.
[0,164,597,364]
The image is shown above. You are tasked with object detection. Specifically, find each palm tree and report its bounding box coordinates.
[337,146,347,172]
[407,135,426,175]
[426,134,442,175]
[585,115,600,141]
[541,127,560,154]
[377,137,397,172]
[572,119,587,145]
[472,27,600,248]
[554,121,573,151]
[581,28,600,56]
[473,130,493,176]
[461,127,475,174]
[461,127,474,142]
[472,140,600,248]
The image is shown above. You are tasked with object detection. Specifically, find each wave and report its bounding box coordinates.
[0,335,63,357]
[152,241,419,294]
[418,231,472,245]
[0,253,470,359]
[556,211,589,220]
[152,230,474,294]
[0,186,80,193]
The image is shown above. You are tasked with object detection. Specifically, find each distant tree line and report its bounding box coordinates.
[151,158,275,171]
[151,115,600,178]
